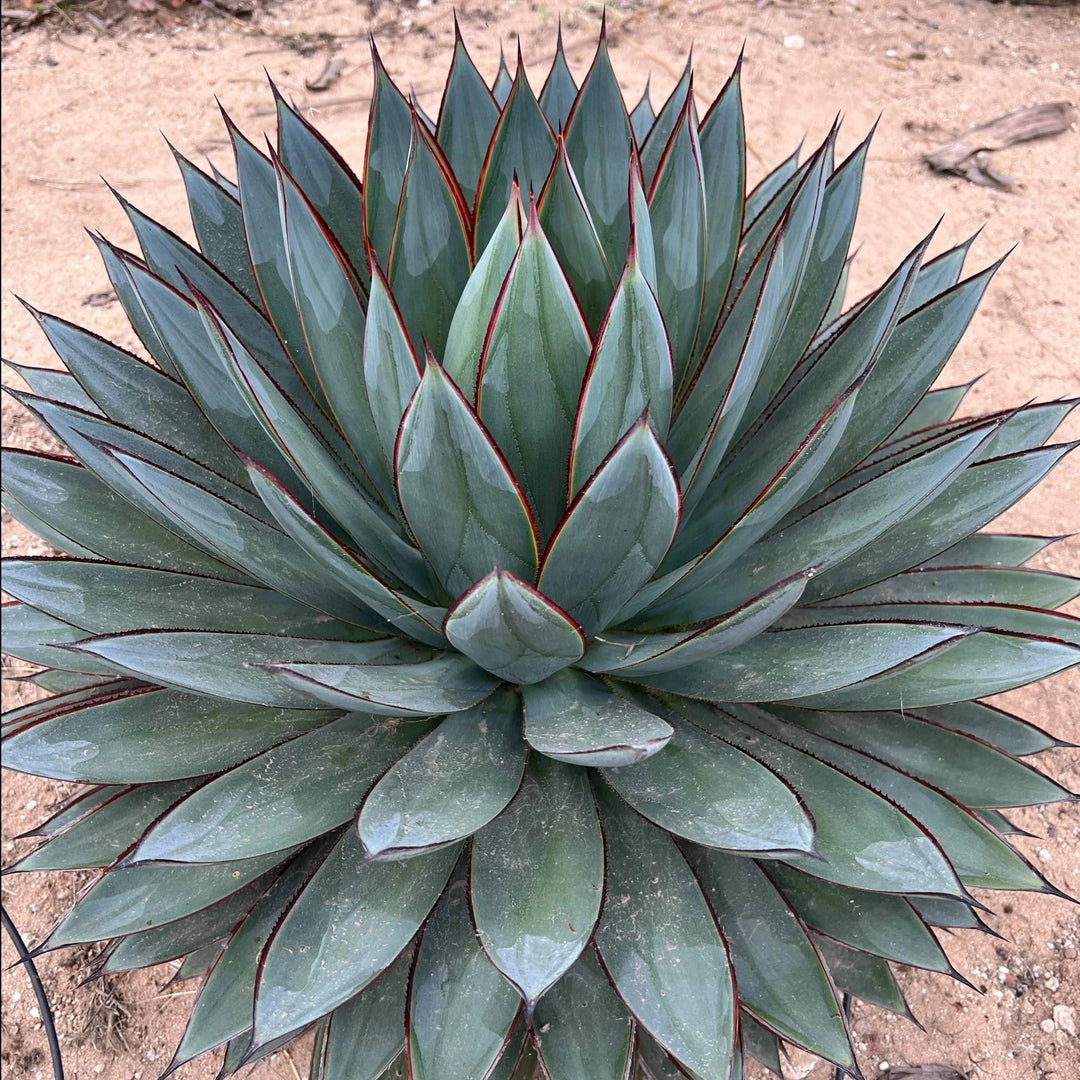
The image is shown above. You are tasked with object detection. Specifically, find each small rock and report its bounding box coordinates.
[1038,848,1052,863]
[784,34,805,49]
[1045,975,1060,992]
[1041,1018,1056,1034]
[1053,1005,1076,1036]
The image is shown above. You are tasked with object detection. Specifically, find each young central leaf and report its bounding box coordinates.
[396,360,538,598]
[443,569,585,684]
[476,208,591,541]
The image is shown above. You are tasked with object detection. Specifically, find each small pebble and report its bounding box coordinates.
[784,34,805,49]
[1040,1018,1056,1034]
[1054,1004,1076,1036]
[878,1063,890,1073]
[1045,975,1060,991]
[1038,848,1052,863]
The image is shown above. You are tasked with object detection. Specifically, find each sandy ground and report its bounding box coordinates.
[2,1,1079,1078]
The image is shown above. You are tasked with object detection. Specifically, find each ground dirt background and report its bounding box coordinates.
[2,1,1078,1078]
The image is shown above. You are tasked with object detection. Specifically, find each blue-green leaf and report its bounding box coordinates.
[358,690,525,858]
[648,98,706,389]
[437,19,500,206]
[407,866,522,1080]
[601,702,813,855]
[388,115,473,357]
[593,785,735,1079]
[255,831,459,1045]
[563,28,634,271]
[471,753,604,1004]
[396,360,539,597]
[477,207,592,540]
[133,712,436,863]
[538,418,680,638]
[363,44,413,268]
[569,242,673,496]
[268,651,498,716]
[473,56,557,256]
[443,569,585,685]
[521,668,673,767]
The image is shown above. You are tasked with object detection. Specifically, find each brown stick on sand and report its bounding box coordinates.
[923,101,1075,190]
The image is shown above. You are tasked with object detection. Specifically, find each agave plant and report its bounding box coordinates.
[3,16,1078,1080]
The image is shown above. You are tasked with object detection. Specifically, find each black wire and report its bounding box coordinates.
[835,991,853,1080]
[2,903,65,1080]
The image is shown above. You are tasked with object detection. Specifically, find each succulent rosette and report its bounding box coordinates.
[3,18,1077,1080]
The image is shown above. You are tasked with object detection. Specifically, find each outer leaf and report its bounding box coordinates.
[686,702,966,896]
[648,98,706,388]
[600,705,814,855]
[695,60,745,355]
[132,712,436,864]
[740,706,1049,892]
[363,45,413,267]
[477,207,592,541]
[2,602,136,677]
[396,360,538,597]
[361,263,422,472]
[664,420,997,623]
[388,116,473,356]
[1,683,338,784]
[3,359,98,414]
[533,947,634,1080]
[255,830,459,1044]
[813,936,909,1016]
[563,29,634,271]
[357,690,525,858]
[244,457,447,648]
[815,565,1079,609]
[732,131,867,433]
[320,947,413,1080]
[172,147,259,300]
[687,847,852,1069]
[538,418,680,638]
[569,244,673,495]
[195,295,432,593]
[1,559,360,641]
[45,847,295,949]
[9,780,197,873]
[443,569,585,686]
[115,255,300,489]
[538,137,615,334]
[407,868,522,1080]
[102,872,271,973]
[277,164,396,507]
[227,119,316,393]
[916,700,1058,757]
[72,630,390,708]
[275,84,370,290]
[637,621,966,703]
[787,629,1079,711]
[436,21,500,205]
[491,47,513,108]
[268,651,498,716]
[638,60,691,188]
[470,753,605,1004]
[803,442,1077,602]
[629,81,654,146]
[593,785,735,1080]
[812,262,998,490]
[522,668,672,767]
[785,701,1069,802]
[538,23,578,132]
[27,305,248,487]
[172,839,335,1067]
[95,445,378,627]
[473,55,557,255]
[766,862,950,972]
